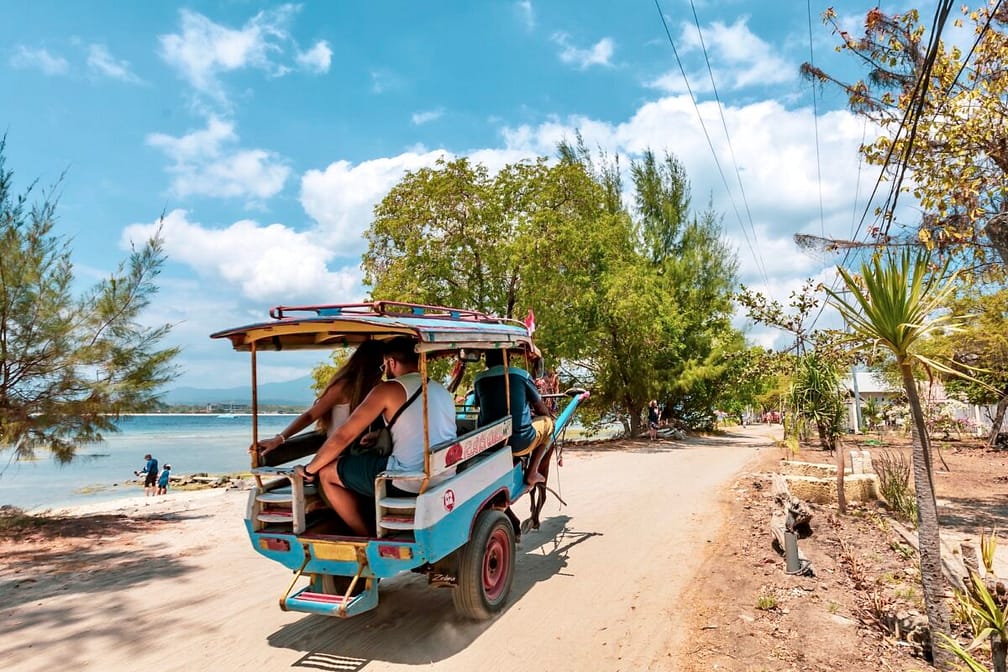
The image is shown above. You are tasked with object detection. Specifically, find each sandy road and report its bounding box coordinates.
[0,427,777,672]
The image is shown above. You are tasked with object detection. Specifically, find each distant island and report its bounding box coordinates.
[155,375,316,409]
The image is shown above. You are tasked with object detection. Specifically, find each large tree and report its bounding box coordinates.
[362,147,741,436]
[805,4,1008,271]
[556,144,740,434]
[363,155,626,362]
[938,286,1008,446]
[0,138,178,463]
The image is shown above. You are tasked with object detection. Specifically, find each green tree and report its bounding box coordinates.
[827,247,967,668]
[362,147,740,437]
[789,350,847,454]
[0,139,178,463]
[939,287,1008,447]
[557,145,739,434]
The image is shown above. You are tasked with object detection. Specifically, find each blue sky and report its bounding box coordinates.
[1,1,923,390]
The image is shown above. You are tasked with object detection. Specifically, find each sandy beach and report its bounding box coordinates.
[0,426,777,672]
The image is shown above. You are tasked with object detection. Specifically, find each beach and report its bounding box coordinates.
[0,427,776,672]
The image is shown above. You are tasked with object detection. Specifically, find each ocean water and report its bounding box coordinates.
[0,414,296,511]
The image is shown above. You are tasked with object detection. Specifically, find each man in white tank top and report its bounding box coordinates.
[296,337,456,536]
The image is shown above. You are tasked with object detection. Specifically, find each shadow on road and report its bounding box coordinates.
[267,514,602,667]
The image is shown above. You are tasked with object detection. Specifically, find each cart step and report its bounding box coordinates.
[377,495,417,509]
[258,484,317,501]
[379,515,415,530]
[284,584,379,617]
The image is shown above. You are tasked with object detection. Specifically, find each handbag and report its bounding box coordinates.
[351,386,422,457]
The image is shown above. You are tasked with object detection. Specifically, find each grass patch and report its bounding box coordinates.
[755,588,778,611]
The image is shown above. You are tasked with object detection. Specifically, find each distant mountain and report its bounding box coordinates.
[160,376,316,406]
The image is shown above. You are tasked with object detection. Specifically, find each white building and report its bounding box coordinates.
[842,370,997,437]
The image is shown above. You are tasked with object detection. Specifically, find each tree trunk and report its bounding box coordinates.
[900,362,953,670]
[815,421,831,452]
[988,394,1008,449]
[627,404,642,437]
[993,635,1007,672]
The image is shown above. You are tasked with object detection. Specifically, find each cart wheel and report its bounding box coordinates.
[452,509,515,620]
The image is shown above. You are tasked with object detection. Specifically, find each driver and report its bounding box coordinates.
[472,349,555,486]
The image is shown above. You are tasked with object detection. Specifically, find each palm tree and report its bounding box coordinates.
[826,248,965,669]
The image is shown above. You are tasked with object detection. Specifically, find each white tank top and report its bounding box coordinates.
[387,372,457,492]
[328,403,350,437]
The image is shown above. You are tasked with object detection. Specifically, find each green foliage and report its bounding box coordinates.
[362,144,742,435]
[0,137,178,463]
[827,247,965,665]
[789,350,847,452]
[861,396,884,433]
[941,570,1008,672]
[940,286,1008,445]
[755,587,778,611]
[874,450,918,524]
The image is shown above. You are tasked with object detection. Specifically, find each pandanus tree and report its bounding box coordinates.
[826,247,966,668]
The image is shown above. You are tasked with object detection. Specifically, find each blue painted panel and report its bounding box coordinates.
[245,520,304,569]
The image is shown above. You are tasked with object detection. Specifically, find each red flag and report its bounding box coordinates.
[523,308,536,335]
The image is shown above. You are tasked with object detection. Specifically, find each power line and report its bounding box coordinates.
[652,0,769,286]
[806,0,826,239]
[687,0,768,285]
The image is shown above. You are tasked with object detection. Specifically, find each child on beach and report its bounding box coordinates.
[157,464,171,496]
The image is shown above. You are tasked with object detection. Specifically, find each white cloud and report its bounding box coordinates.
[552,33,614,69]
[9,45,69,75]
[497,93,881,304]
[411,108,444,125]
[649,17,794,93]
[146,117,290,201]
[370,68,400,94]
[159,5,326,106]
[122,209,361,303]
[515,1,535,30]
[296,40,332,73]
[300,150,451,251]
[87,44,143,83]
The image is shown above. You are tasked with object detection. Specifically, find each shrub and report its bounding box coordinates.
[873,450,917,524]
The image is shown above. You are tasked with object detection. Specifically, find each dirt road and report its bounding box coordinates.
[1,427,776,672]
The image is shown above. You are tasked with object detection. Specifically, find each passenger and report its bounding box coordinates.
[256,340,385,456]
[473,349,555,486]
[295,336,457,536]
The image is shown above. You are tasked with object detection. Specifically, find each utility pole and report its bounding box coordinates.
[851,365,861,433]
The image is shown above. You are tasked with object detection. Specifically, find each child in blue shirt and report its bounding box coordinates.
[157,464,171,495]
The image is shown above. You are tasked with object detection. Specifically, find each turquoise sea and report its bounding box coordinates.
[0,414,296,511]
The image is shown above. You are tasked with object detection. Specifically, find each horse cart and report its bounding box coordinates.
[210,301,588,620]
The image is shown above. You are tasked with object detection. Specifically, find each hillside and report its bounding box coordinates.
[159,375,316,407]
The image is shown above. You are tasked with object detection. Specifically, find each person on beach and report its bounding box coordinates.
[157,464,171,495]
[256,341,385,456]
[135,453,159,497]
[293,337,456,536]
[647,400,660,441]
[473,349,555,486]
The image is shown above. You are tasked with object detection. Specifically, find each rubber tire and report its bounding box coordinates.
[452,509,516,620]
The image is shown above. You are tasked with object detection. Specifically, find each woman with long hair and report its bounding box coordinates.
[257,340,385,456]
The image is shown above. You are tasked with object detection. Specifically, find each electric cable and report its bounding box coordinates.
[687,0,769,285]
[652,0,769,286]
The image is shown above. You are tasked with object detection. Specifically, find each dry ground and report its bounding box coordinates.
[680,430,1008,672]
[2,429,1005,671]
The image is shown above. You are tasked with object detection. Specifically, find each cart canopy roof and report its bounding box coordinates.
[210,301,535,355]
